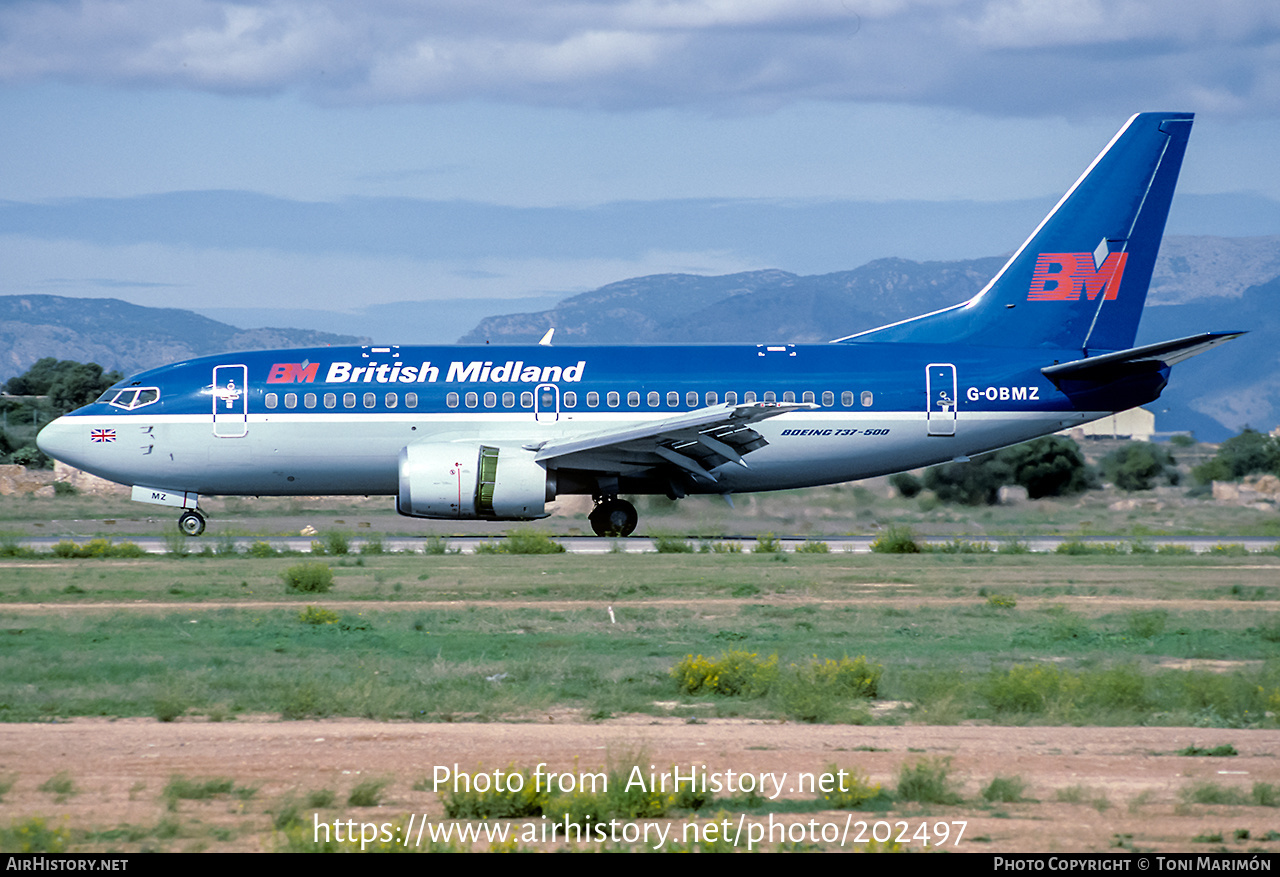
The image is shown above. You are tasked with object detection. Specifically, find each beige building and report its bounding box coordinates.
[1061,406,1156,442]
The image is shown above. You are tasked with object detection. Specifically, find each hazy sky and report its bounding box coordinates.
[2,0,1279,321]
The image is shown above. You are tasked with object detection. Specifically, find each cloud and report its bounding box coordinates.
[0,0,1277,116]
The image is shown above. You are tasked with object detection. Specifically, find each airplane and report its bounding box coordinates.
[37,112,1241,539]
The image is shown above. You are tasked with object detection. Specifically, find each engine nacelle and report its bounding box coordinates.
[397,443,554,520]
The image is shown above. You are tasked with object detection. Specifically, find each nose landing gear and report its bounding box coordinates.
[588,496,638,537]
[178,509,206,537]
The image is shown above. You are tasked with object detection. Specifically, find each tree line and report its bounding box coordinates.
[1,358,122,468]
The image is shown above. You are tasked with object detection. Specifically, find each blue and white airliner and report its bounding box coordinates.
[37,112,1240,537]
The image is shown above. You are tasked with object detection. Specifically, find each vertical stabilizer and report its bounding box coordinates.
[839,113,1193,353]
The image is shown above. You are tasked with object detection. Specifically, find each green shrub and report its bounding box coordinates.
[299,605,341,625]
[753,533,782,553]
[0,816,70,852]
[501,530,565,554]
[986,594,1018,609]
[246,540,277,557]
[1177,743,1238,757]
[652,534,695,553]
[1001,436,1093,499]
[982,664,1082,715]
[422,535,453,555]
[820,765,885,809]
[795,540,830,553]
[935,538,992,554]
[982,775,1028,803]
[1101,443,1179,491]
[440,765,547,818]
[359,533,384,555]
[38,772,77,801]
[1192,428,1280,484]
[1127,609,1168,639]
[870,525,920,554]
[889,472,922,498]
[347,777,389,807]
[896,757,961,805]
[280,562,334,593]
[1180,781,1246,806]
[322,530,351,555]
[671,650,778,697]
[50,538,146,558]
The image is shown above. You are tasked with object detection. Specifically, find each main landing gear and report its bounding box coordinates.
[178,509,206,537]
[589,496,638,537]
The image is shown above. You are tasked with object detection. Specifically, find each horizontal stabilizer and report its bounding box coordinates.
[1042,332,1244,384]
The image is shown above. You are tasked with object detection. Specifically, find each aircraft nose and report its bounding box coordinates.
[36,416,80,467]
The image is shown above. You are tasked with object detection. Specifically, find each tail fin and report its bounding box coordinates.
[839,112,1193,353]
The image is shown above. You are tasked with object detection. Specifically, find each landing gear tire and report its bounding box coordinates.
[589,498,638,537]
[178,510,206,537]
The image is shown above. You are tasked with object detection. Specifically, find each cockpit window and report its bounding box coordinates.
[102,387,162,411]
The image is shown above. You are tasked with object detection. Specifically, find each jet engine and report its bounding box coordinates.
[397,443,554,520]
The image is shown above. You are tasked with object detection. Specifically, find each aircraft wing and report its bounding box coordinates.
[527,401,815,483]
[1042,332,1244,385]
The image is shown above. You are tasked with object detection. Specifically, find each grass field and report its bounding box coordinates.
[3,550,1279,727]
[4,482,1280,853]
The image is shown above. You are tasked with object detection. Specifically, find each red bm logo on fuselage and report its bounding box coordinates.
[1027,252,1127,302]
[266,362,319,383]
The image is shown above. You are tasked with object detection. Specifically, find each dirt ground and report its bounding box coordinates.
[2,717,1279,853]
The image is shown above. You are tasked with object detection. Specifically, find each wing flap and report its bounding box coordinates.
[531,401,813,478]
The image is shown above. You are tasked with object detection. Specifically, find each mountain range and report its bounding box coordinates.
[0,295,362,381]
[2,235,1277,441]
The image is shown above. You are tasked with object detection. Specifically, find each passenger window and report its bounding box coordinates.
[783,391,794,403]
[446,392,459,408]
[627,391,639,407]
[666,391,678,407]
[503,392,514,408]
[521,391,533,408]
[744,391,756,403]
[861,391,874,407]
[842,390,854,407]
[364,392,376,408]
[484,392,496,408]
[802,391,814,404]
[324,393,337,409]
[285,393,297,409]
[265,393,278,409]
[764,391,776,403]
[465,392,477,408]
[405,393,418,408]
[725,391,737,405]
[386,393,398,408]
[706,391,718,405]
[648,391,660,407]
[608,392,620,408]
[304,393,317,409]
[344,393,356,409]
[563,391,576,408]
[686,391,698,407]
[587,391,599,408]
[822,391,834,406]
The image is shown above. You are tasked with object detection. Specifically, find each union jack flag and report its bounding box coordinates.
[90,429,116,443]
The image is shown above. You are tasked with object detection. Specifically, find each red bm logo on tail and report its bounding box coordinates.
[1027,252,1127,302]
[266,362,319,383]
